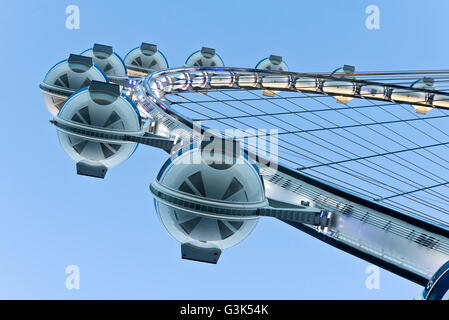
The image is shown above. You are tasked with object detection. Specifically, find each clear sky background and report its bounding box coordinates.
[0,0,448,299]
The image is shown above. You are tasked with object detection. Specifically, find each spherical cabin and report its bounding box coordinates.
[55,81,141,178]
[255,55,288,72]
[81,44,128,85]
[185,47,224,67]
[40,54,108,116]
[150,143,267,263]
[124,43,169,77]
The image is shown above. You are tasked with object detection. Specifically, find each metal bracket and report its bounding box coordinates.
[201,47,216,58]
[181,243,221,264]
[141,43,157,56]
[76,161,107,179]
[93,43,113,57]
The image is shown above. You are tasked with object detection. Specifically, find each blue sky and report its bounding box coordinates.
[1,0,448,299]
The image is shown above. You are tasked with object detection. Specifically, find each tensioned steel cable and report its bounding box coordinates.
[178,102,416,209]
[224,87,449,200]
[258,89,449,197]
[210,89,449,216]
[318,69,449,75]
[218,88,449,184]
[291,91,449,182]
[170,92,449,225]
[169,90,449,222]
[168,84,449,222]
[159,69,449,224]
[381,103,449,204]
[398,101,449,159]
[247,88,449,218]
[188,95,449,206]
[299,142,449,170]
[377,181,449,201]
[207,115,449,138]
[229,100,449,208]
[350,98,449,190]
[170,92,401,196]
[362,99,449,177]
[189,102,400,120]
[175,87,444,198]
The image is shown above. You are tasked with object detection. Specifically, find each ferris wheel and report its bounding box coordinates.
[40,43,449,300]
